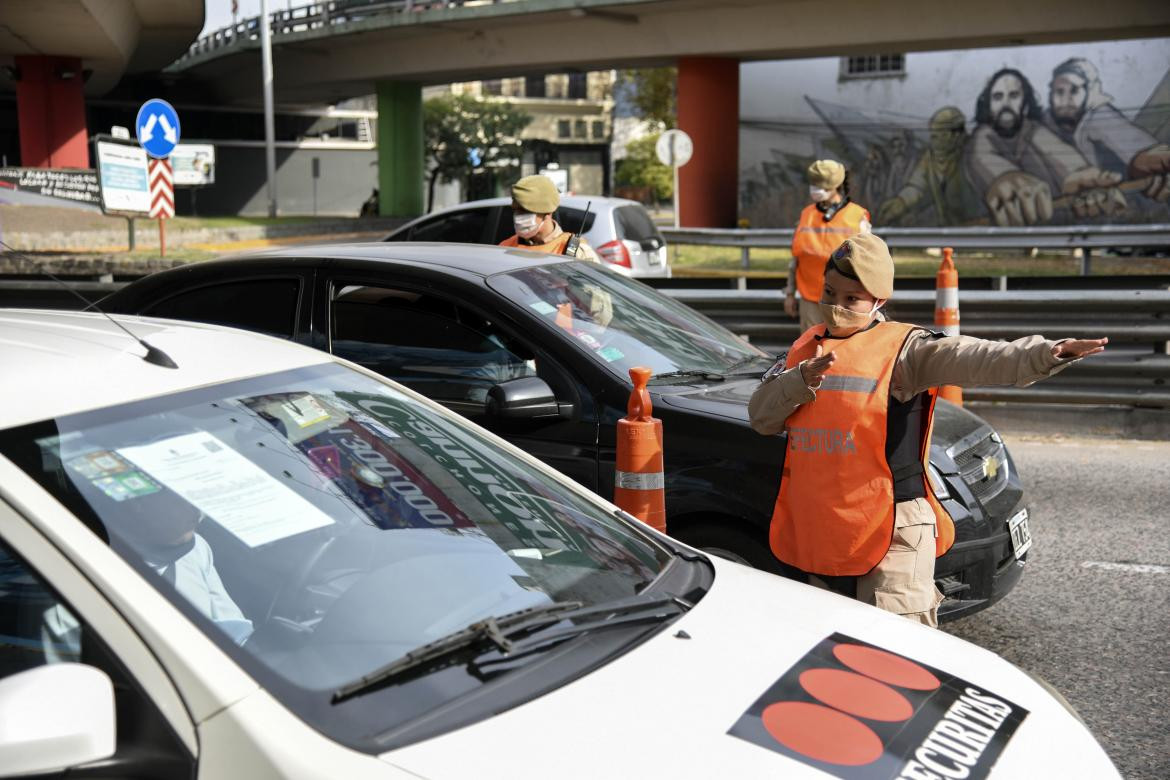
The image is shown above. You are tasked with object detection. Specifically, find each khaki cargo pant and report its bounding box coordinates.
[798,296,823,333]
[810,498,946,628]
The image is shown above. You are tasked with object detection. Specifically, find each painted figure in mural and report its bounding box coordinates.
[785,160,871,332]
[877,107,982,226]
[965,67,1126,226]
[1043,57,1170,203]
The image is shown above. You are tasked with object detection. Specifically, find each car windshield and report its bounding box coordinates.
[487,262,771,378]
[0,363,674,747]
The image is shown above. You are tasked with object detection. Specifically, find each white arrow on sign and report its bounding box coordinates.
[140,113,158,143]
[158,114,178,144]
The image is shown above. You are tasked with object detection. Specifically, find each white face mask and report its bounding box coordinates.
[809,186,833,203]
[514,212,541,238]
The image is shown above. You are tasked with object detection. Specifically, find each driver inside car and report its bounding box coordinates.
[46,481,253,649]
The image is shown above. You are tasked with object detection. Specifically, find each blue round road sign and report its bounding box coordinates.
[136,99,181,159]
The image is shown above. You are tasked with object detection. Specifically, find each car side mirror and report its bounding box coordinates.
[0,663,116,777]
[486,377,562,420]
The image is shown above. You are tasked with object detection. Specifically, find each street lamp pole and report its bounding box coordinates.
[260,0,278,217]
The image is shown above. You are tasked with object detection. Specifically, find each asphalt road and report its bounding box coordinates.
[943,435,1170,780]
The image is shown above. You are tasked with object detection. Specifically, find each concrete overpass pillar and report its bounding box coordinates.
[376,80,424,217]
[677,57,739,228]
[14,55,90,168]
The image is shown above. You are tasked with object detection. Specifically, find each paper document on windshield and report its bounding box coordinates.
[118,432,334,547]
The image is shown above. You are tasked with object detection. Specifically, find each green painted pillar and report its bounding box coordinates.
[376,80,424,218]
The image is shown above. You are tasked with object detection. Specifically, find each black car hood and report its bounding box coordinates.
[655,379,990,452]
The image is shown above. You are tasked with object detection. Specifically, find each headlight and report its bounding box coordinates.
[927,463,951,500]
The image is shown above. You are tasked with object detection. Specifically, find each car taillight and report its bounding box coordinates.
[597,239,632,268]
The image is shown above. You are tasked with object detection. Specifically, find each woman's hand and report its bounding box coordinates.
[799,344,836,387]
[1053,337,1109,360]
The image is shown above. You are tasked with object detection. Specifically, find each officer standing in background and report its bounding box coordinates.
[501,174,612,327]
[751,233,1106,627]
[785,160,871,332]
[500,174,601,262]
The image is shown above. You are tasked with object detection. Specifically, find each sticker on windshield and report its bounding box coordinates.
[256,393,349,444]
[727,633,1028,779]
[117,431,335,547]
[529,301,557,315]
[598,346,624,363]
[92,471,162,502]
[67,450,131,479]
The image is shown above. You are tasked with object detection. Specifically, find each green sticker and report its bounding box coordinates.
[119,472,162,498]
[598,346,625,363]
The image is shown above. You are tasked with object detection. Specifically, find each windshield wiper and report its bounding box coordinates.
[647,370,726,384]
[722,354,774,376]
[332,600,584,703]
[331,594,690,703]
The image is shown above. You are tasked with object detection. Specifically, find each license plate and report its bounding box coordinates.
[647,248,663,265]
[1008,508,1032,559]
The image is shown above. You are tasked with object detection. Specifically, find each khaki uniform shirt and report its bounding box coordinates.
[748,327,1077,436]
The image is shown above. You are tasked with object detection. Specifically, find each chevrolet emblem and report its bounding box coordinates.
[980,455,999,480]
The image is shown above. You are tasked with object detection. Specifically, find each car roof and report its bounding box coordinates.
[212,241,576,277]
[0,309,333,430]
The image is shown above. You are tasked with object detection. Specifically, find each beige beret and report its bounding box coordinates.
[828,233,894,299]
[511,175,560,214]
[807,159,846,189]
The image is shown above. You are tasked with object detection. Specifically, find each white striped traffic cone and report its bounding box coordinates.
[935,247,963,405]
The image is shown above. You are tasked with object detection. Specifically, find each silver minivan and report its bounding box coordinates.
[383,195,670,278]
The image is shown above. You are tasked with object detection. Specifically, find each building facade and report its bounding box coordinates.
[427,71,615,210]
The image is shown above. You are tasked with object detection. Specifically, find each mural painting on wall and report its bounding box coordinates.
[741,58,1170,228]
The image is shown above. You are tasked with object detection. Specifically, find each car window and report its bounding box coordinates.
[330,284,539,411]
[144,279,300,339]
[0,540,83,677]
[409,208,490,242]
[614,205,663,245]
[555,207,597,236]
[0,363,674,752]
[487,262,770,378]
[492,207,515,243]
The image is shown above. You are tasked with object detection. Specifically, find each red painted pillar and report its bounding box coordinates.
[677,57,739,228]
[15,55,90,169]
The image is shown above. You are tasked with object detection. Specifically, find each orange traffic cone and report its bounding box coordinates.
[614,366,666,534]
[935,247,963,405]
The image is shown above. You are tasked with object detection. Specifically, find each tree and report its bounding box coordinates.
[423,94,532,211]
[614,133,672,202]
[616,67,676,130]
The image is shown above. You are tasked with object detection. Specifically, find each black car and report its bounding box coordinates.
[102,243,1031,621]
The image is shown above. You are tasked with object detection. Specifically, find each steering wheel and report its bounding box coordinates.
[263,535,337,625]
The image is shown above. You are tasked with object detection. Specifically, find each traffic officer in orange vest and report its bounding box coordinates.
[501,174,612,327]
[786,160,871,332]
[500,174,601,262]
[750,233,1107,627]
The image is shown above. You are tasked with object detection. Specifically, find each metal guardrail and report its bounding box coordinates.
[662,224,1170,277]
[177,0,510,64]
[1,279,1167,408]
[662,288,1170,408]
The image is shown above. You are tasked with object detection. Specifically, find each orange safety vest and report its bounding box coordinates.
[500,232,573,255]
[791,202,870,303]
[769,321,955,576]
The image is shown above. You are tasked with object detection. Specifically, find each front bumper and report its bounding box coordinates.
[936,500,1029,622]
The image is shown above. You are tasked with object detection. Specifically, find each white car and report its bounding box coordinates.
[0,309,1117,779]
[383,195,671,278]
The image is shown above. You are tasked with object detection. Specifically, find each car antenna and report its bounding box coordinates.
[563,200,591,259]
[0,239,178,369]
